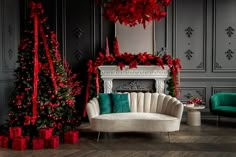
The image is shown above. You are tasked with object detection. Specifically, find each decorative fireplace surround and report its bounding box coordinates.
[98,65,169,93]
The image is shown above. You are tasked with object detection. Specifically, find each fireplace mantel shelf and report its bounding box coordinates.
[98,65,169,93]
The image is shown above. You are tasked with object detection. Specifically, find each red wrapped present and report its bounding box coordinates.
[9,127,22,139]
[39,128,53,139]
[0,136,3,147]
[25,136,30,142]
[45,136,59,149]
[12,136,27,150]
[2,136,9,148]
[33,138,44,150]
[64,131,79,144]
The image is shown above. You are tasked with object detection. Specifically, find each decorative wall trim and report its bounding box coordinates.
[225,26,234,37]
[185,26,194,38]
[2,0,19,72]
[225,49,234,60]
[181,77,236,81]
[185,49,194,60]
[196,62,204,69]
[212,86,236,94]
[173,0,207,72]
[215,62,222,69]
[62,0,67,60]
[212,0,236,72]
[91,0,96,59]
[179,87,206,104]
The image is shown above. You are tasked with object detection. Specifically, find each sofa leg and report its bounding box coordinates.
[168,132,171,143]
[97,132,101,142]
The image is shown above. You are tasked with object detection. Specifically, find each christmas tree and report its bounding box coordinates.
[8,1,81,137]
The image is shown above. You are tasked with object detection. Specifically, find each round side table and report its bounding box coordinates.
[184,105,205,126]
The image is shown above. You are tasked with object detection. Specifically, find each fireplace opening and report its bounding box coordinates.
[112,79,155,92]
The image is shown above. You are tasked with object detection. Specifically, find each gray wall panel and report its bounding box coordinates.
[213,0,236,72]
[156,0,236,115]
[175,0,206,72]
[0,0,19,125]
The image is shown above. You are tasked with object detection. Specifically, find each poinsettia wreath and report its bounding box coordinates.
[83,37,181,116]
[96,0,171,28]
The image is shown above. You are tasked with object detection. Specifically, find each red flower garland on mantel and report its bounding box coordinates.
[96,0,171,28]
[83,37,181,116]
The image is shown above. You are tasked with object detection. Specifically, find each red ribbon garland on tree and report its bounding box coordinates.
[83,60,94,117]
[28,1,58,125]
[31,2,40,125]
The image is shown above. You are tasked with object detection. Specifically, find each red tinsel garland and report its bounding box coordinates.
[97,0,171,28]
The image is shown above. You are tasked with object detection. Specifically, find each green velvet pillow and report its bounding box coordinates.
[99,93,112,114]
[112,93,130,113]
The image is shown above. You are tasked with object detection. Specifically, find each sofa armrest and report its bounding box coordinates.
[174,103,184,119]
[164,98,184,119]
[86,98,100,122]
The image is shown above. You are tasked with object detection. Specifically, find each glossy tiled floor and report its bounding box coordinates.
[1,118,236,157]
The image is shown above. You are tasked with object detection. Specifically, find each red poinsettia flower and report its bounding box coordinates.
[129,60,138,69]
[99,0,171,28]
[118,62,125,70]
[155,56,164,69]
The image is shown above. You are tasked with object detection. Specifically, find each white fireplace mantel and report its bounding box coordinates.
[98,65,169,93]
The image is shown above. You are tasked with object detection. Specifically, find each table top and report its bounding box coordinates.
[184,104,205,110]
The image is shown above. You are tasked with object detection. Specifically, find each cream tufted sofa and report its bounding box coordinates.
[86,92,184,141]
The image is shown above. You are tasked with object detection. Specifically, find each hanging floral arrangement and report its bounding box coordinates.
[96,0,171,28]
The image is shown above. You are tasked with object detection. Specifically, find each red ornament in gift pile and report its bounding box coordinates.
[39,128,53,139]
[97,0,171,28]
[9,127,22,139]
[33,138,44,150]
[64,130,79,144]
[0,136,3,147]
[2,136,9,148]
[12,136,27,150]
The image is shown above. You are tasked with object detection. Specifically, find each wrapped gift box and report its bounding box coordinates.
[9,127,22,139]
[45,136,59,149]
[12,136,27,150]
[2,136,9,148]
[33,138,44,150]
[39,128,53,139]
[64,131,79,144]
[0,136,3,147]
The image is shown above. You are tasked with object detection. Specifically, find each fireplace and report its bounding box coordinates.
[98,65,169,93]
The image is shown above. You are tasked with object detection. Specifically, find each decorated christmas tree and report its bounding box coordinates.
[8,1,81,138]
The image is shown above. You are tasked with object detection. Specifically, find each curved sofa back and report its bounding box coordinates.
[128,92,182,118]
[86,92,183,121]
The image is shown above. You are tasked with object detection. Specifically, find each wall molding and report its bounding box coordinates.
[179,87,207,104]
[212,86,236,94]
[181,77,236,81]
[212,0,236,72]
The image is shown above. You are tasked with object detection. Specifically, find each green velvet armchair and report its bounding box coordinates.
[210,93,236,125]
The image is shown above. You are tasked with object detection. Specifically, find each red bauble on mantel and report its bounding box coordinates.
[96,0,171,28]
